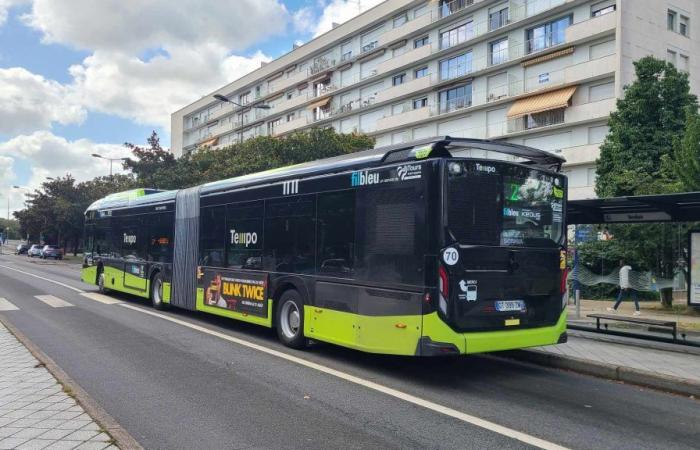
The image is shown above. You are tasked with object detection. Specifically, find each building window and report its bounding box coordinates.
[239,91,251,105]
[526,16,572,53]
[439,0,473,18]
[679,54,689,72]
[439,84,472,114]
[667,49,677,65]
[439,51,472,80]
[587,168,597,186]
[414,35,429,48]
[525,108,565,130]
[490,38,508,65]
[668,10,677,31]
[286,113,295,122]
[680,15,689,36]
[414,3,428,18]
[591,1,615,17]
[393,13,408,28]
[286,91,293,100]
[392,73,406,86]
[255,86,262,98]
[413,97,428,109]
[414,66,428,78]
[440,21,474,50]
[489,5,509,31]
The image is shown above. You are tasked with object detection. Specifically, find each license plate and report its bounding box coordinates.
[495,300,525,312]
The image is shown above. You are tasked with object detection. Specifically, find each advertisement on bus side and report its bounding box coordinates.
[199,268,268,317]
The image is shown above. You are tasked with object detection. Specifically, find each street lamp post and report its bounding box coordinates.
[213,94,271,111]
[91,154,128,178]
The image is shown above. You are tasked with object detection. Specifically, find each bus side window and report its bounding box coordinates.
[147,212,174,263]
[356,185,422,285]
[226,202,263,270]
[200,206,226,267]
[263,196,315,274]
[121,218,146,261]
[317,191,355,277]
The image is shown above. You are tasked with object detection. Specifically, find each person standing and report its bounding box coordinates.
[608,260,640,315]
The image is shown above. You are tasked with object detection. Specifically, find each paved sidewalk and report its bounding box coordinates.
[0,322,117,450]
[533,333,700,382]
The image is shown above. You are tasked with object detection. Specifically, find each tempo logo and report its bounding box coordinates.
[230,229,258,247]
[123,234,136,245]
[475,163,496,174]
[351,171,380,186]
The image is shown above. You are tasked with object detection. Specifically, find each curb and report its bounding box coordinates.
[0,314,144,450]
[501,349,700,398]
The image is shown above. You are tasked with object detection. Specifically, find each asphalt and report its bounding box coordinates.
[1,253,699,450]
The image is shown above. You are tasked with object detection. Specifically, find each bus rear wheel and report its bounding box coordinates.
[275,290,308,349]
[150,273,166,310]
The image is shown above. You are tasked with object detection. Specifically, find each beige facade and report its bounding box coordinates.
[171,0,699,200]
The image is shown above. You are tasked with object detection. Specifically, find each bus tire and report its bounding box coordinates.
[275,289,308,349]
[97,270,109,294]
[150,272,166,310]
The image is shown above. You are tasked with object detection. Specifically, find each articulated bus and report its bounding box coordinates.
[81,137,568,356]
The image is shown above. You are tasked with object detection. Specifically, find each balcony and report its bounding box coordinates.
[558,144,601,166]
[376,105,430,130]
[376,43,431,75]
[519,53,616,94]
[564,97,615,123]
[436,0,476,20]
[431,95,473,117]
[361,41,379,54]
[565,9,616,44]
[378,11,432,47]
[309,57,337,76]
[507,108,565,133]
[269,68,309,95]
[274,92,311,114]
[375,75,431,104]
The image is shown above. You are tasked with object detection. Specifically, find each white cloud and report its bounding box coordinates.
[0,0,27,27]
[0,67,85,135]
[21,0,289,53]
[311,0,385,37]
[69,45,271,129]
[0,131,130,214]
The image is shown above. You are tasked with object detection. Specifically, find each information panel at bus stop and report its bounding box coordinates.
[689,231,700,307]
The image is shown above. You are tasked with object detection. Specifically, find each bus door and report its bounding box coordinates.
[120,219,149,293]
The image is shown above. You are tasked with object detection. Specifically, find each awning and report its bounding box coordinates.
[199,137,218,147]
[521,47,575,67]
[507,86,577,118]
[307,97,331,110]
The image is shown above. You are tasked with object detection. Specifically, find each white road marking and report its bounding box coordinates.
[0,298,19,311]
[35,295,74,308]
[118,303,569,450]
[80,292,122,305]
[0,264,84,293]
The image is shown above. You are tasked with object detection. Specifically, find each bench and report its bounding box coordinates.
[588,313,677,342]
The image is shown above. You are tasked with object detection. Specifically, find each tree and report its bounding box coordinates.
[122,131,179,189]
[667,107,700,191]
[596,56,698,197]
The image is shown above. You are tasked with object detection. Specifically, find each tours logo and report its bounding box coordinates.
[396,164,422,181]
[230,229,258,247]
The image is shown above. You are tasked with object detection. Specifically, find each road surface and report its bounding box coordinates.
[0,253,698,450]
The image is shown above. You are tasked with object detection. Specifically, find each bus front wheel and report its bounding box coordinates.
[150,273,166,310]
[275,290,308,349]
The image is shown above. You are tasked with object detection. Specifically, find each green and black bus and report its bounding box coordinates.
[82,137,568,356]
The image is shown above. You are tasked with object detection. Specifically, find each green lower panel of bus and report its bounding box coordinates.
[80,266,150,299]
[195,288,273,327]
[305,307,567,356]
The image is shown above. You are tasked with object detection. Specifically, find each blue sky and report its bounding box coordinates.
[0,0,378,214]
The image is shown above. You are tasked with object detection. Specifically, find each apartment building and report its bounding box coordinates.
[171,0,699,199]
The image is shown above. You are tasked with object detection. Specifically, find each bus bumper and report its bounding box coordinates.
[419,310,568,356]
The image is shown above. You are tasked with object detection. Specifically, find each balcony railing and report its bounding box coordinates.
[526,31,567,54]
[361,41,379,54]
[508,108,565,133]
[309,57,337,76]
[433,95,473,115]
[488,9,509,31]
[439,0,475,19]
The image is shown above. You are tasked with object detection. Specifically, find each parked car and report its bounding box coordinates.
[40,245,63,260]
[27,244,43,258]
[15,243,30,255]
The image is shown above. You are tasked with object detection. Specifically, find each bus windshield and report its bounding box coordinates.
[446,160,565,248]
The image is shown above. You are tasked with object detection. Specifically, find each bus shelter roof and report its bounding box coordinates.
[567,192,700,224]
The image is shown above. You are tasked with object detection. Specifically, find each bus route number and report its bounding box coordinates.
[442,247,459,266]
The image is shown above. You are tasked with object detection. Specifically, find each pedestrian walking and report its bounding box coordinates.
[608,259,640,315]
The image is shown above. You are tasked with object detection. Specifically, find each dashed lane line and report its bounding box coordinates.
[0,297,19,311]
[35,295,74,308]
[80,292,122,304]
[118,303,570,450]
[0,264,85,293]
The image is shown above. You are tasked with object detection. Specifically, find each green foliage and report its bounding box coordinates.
[669,107,700,191]
[124,127,375,190]
[0,218,21,240]
[596,56,698,197]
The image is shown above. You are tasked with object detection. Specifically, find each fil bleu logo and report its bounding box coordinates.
[351,171,380,186]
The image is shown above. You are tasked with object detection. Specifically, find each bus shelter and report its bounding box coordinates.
[567,192,700,309]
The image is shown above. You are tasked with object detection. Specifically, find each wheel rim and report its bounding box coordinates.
[280,299,300,339]
[153,279,162,305]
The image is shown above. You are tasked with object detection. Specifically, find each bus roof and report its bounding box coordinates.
[86,136,564,213]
